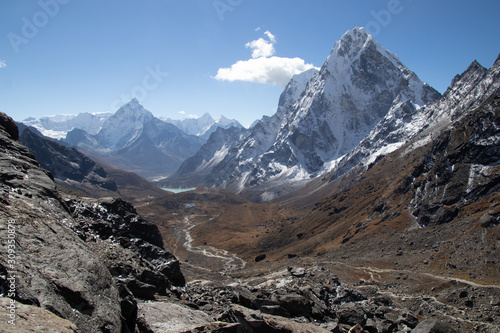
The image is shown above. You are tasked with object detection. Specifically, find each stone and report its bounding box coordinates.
[0,297,78,333]
[337,303,366,326]
[411,319,457,333]
[275,293,312,317]
[137,301,212,333]
[289,267,307,277]
[232,286,259,310]
[126,279,158,300]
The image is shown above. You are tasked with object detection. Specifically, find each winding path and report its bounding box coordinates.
[177,215,246,272]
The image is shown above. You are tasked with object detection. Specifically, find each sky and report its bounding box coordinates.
[0,0,499,127]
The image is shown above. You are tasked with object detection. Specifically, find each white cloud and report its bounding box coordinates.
[264,31,276,44]
[215,56,318,88]
[245,37,275,59]
[177,110,198,119]
[215,31,318,88]
[0,60,6,69]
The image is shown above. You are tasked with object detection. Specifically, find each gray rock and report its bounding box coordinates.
[0,297,78,333]
[336,303,366,326]
[219,304,332,333]
[412,319,457,333]
[0,113,122,332]
[274,293,312,317]
[137,301,212,333]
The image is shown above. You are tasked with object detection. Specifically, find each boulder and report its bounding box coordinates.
[137,301,212,333]
[412,319,457,333]
[0,297,78,333]
[274,293,312,317]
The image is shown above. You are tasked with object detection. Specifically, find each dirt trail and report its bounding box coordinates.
[174,215,246,273]
[354,264,500,289]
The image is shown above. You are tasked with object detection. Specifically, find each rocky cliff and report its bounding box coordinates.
[0,112,184,332]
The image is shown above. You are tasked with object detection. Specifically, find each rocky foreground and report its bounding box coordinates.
[1,112,499,332]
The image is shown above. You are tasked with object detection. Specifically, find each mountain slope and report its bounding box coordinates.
[0,112,123,332]
[169,28,441,196]
[1,112,187,332]
[19,128,118,193]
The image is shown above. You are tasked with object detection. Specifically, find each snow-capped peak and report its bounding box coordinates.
[95,99,156,150]
[116,98,151,117]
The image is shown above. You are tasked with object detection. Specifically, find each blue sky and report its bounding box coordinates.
[0,0,499,127]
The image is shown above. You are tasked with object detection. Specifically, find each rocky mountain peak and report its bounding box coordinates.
[326,27,377,71]
[113,97,153,121]
[255,27,440,180]
[445,60,488,97]
[95,99,157,150]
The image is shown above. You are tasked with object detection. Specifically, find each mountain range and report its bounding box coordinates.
[22,99,243,180]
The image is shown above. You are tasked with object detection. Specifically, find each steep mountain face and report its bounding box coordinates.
[171,28,440,194]
[166,126,250,187]
[95,98,202,154]
[165,67,319,189]
[19,128,118,193]
[408,87,500,227]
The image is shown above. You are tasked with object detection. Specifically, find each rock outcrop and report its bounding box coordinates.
[0,112,122,332]
[0,112,185,332]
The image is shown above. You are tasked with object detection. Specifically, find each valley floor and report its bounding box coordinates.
[127,187,500,332]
